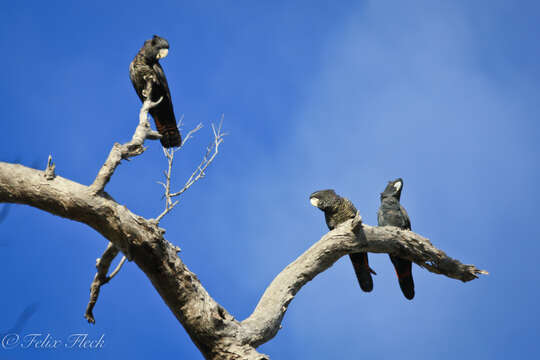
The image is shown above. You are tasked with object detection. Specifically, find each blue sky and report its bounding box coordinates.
[1,1,539,359]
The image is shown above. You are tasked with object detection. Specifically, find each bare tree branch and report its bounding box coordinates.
[240,214,488,347]
[85,242,126,324]
[0,161,261,359]
[0,100,259,359]
[44,154,56,180]
[180,119,204,147]
[155,147,179,222]
[171,120,226,199]
[154,117,203,222]
[0,96,486,359]
[0,160,486,359]
[155,117,225,223]
[89,88,163,194]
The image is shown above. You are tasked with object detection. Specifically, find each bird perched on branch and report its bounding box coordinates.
[377,178,415,300]
[310,190,376,293]
[129,35,182,148]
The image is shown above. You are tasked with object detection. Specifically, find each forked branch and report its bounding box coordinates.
[0,160,487,359]
[85,243,127,324]
[0,85,487,360]
[89,82,162,194]
[155,117,226,222]
[240,214,488,347]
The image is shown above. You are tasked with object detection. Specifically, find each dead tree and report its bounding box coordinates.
[0,83,487,359]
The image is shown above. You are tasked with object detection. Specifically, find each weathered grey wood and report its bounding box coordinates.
[0,95,487,359]
[89,94,162,194]
[0,161,265,359]
[241,215,487,347]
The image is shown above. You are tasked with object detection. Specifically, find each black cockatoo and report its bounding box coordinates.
[377,178,415,300]
[129,35,182,148]
[310,189,376,292]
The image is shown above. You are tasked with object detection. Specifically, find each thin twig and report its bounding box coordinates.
[155,116,226,222]
[181,120,203,148]
[108,256,127,280]
[171,119,226,198]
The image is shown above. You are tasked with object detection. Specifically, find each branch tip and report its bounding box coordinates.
[84,244,125,324]
[44,154,56,180]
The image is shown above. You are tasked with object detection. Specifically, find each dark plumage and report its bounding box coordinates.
[377,178,415,300]
[310,189,376,292]
[129,35,182,148]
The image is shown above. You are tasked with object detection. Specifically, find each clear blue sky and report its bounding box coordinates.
[1,1,539,359]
